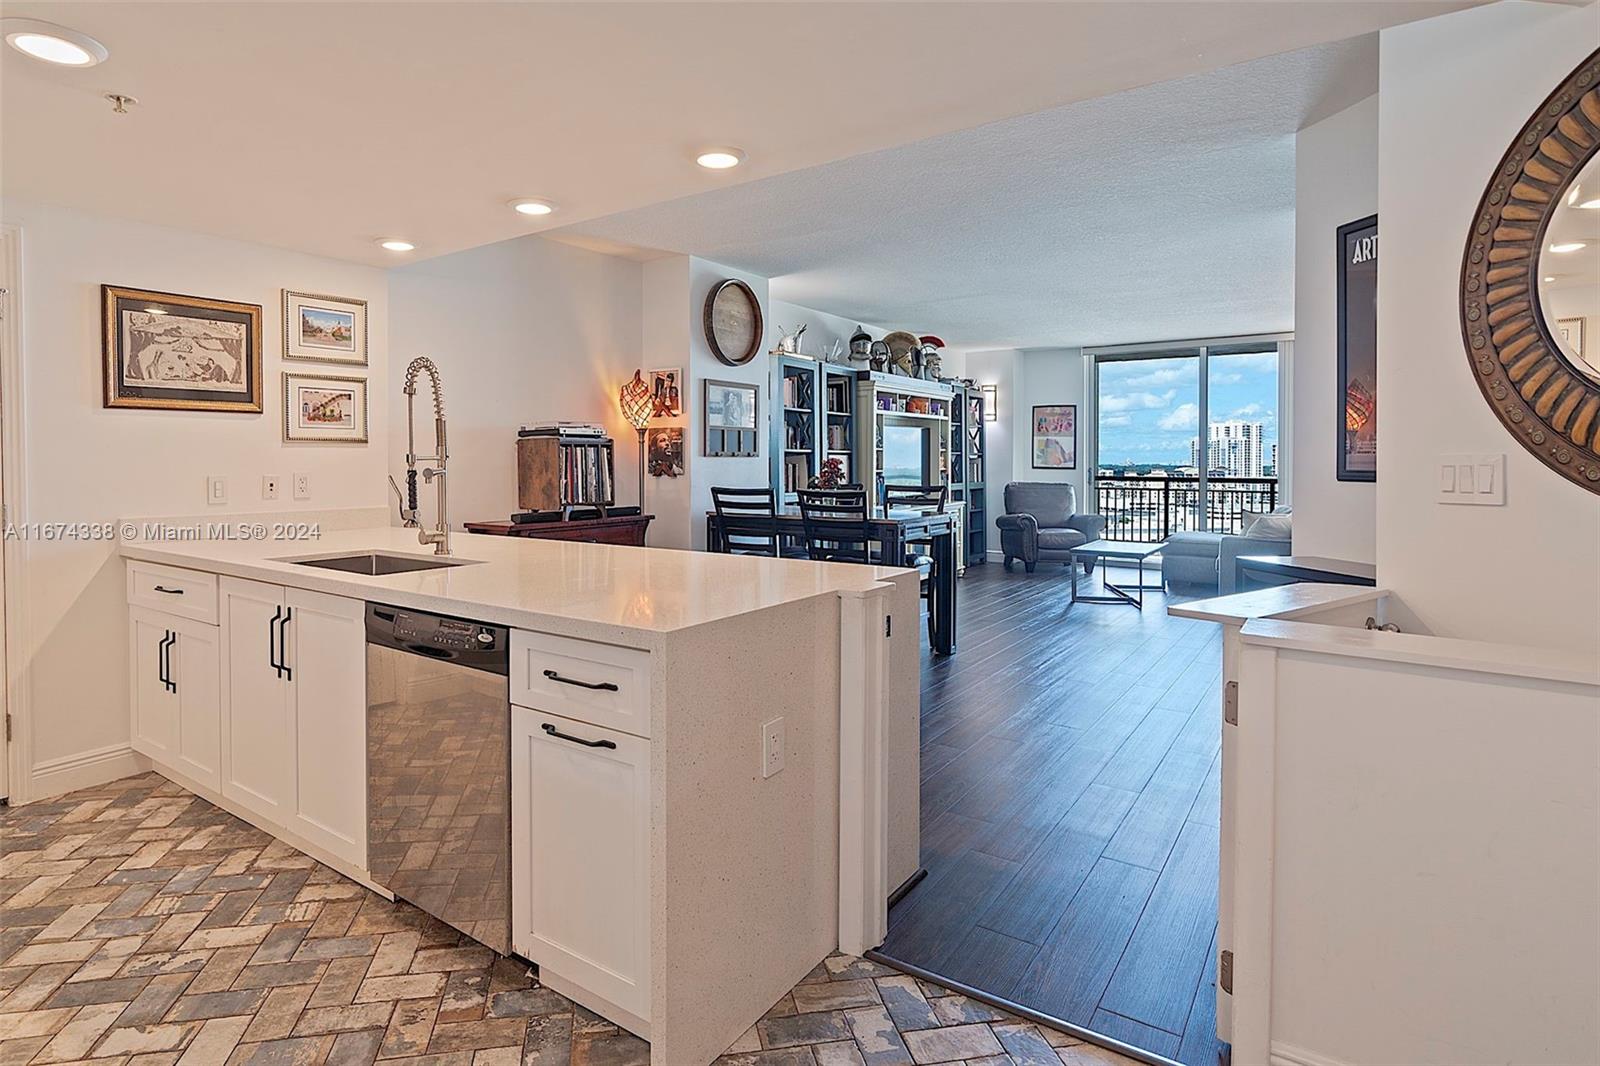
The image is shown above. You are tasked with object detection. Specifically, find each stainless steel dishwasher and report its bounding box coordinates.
[366,603,510,954]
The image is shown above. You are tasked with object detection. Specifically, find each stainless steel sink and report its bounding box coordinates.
[283,552,469,576]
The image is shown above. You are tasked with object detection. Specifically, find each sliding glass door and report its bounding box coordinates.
[1092,337,1284,542]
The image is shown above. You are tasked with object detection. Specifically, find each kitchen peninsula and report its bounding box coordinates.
[120,525,921,1066]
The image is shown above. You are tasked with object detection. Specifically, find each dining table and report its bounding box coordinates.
[705,506,959,656]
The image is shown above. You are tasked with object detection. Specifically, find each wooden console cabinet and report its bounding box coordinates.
[465,514,653,546]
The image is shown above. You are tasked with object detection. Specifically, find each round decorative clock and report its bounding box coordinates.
[703,279,764,366]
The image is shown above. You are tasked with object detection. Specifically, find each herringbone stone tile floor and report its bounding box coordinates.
[0,773,1141,1066]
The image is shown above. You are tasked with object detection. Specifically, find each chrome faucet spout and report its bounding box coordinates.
[397,357,450,554]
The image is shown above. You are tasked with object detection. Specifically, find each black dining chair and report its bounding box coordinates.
[883,483,948,567]
[797,488,873,564]
[710,486,785,557]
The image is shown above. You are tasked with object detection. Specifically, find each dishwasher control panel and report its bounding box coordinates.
[366,603,508,674]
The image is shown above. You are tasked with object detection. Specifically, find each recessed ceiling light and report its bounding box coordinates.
[510,199,556,217]
[3,18,108,66]
[1543,276,1557,283]
[1549,242,1587,253]
[378,239,415,252]
[1577,198,1600,210]
[696,147,746,170]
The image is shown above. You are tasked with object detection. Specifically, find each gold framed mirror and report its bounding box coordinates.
[1460,48,1600,494]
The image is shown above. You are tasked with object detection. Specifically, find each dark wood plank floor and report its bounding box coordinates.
[882,559,1222,1065]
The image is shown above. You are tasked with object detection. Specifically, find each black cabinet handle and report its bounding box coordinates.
[269,606,283,678]
[152,585,184,595]
[541,722,617,749]
[542,668,618,692]
[278,607,293,683]
[166,632,178,694]
[158,631,175,693]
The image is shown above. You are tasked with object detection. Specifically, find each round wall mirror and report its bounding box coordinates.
[1539,151,1600,383]
[1461,48,1600,494]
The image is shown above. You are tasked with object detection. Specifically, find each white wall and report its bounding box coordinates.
[2,199,390,785]
[1293,95,1378,563]
[388,235,643,530]
[639,256,694,548]
[961,347,1090,556]
[1376,1,1600,655]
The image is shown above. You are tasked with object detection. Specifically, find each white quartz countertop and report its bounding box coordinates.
[121,526,912,645]
[1167,582,1383,625]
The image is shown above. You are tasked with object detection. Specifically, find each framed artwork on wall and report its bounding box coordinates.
[102,285,263,411]
[1336,214,1378,482]
[283,372,368,443]
[1556,316,1586,360]
[647,426,685,477]
[1031,404,1077,469]
[283,291,368,366]
[650,368,683,416]
[704,378,759,457]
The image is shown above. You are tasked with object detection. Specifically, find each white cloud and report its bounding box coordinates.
[1100,389,1176,413]
[1118,366,1194,389]
[1158,402,1199,431]
[1227,403,1263,419]
[1100,413,1132,427]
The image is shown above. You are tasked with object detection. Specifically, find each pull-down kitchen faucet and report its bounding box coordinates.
[389,356,451,555]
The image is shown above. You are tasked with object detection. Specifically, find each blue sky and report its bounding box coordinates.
[1096,353,1278,468]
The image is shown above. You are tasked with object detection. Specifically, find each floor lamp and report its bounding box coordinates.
[619,370,653,513]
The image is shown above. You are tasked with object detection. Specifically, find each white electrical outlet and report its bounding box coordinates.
[206,476,228,505]
[261,475,281,501]
[762,717,786,779]
[293,473,311,500]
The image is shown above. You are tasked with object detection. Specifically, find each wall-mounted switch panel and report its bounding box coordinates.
[206,476,228,505]
[293,473,311,500]
[261,476,281,501]
[1437,453,1504,505]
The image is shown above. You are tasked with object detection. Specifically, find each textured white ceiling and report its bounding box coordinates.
[555,38,1383,351]
[1,1,1465,267]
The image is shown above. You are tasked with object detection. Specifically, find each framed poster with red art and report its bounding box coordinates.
[1031,404,1077,469]
[1337,214,1378,482]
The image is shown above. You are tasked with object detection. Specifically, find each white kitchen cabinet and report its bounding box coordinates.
[220,576,294,823]
[219,576,366,871]
[283,587,367,867]
[511,705,651,1031]
[129,605,220,790]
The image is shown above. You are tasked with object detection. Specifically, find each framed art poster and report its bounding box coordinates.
[1031,404,1077,469]
[102,285,262,411]
[650,367,683,417]
[1556,316,1586,361]
[283,291,368,365]
[704,378,759,457]
[646,426,685,477]
[283,372,368,443]
[1337,214,1378,482]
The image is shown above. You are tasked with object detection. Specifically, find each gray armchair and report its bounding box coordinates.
[997,482,1106,574]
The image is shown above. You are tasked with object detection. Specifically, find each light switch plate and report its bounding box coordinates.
[293,473,311,500]
[762,717,786,778]
[206,475,227,505]
[261,475,280,501]
[1437,453,1504,505]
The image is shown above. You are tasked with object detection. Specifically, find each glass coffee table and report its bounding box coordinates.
[1069,539,1165,608]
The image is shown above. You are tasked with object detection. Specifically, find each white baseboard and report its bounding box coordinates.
[1271,1042,1354,1066]
[29,744,149,802]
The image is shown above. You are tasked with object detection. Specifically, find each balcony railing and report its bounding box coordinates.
[1095,476,1278,543]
